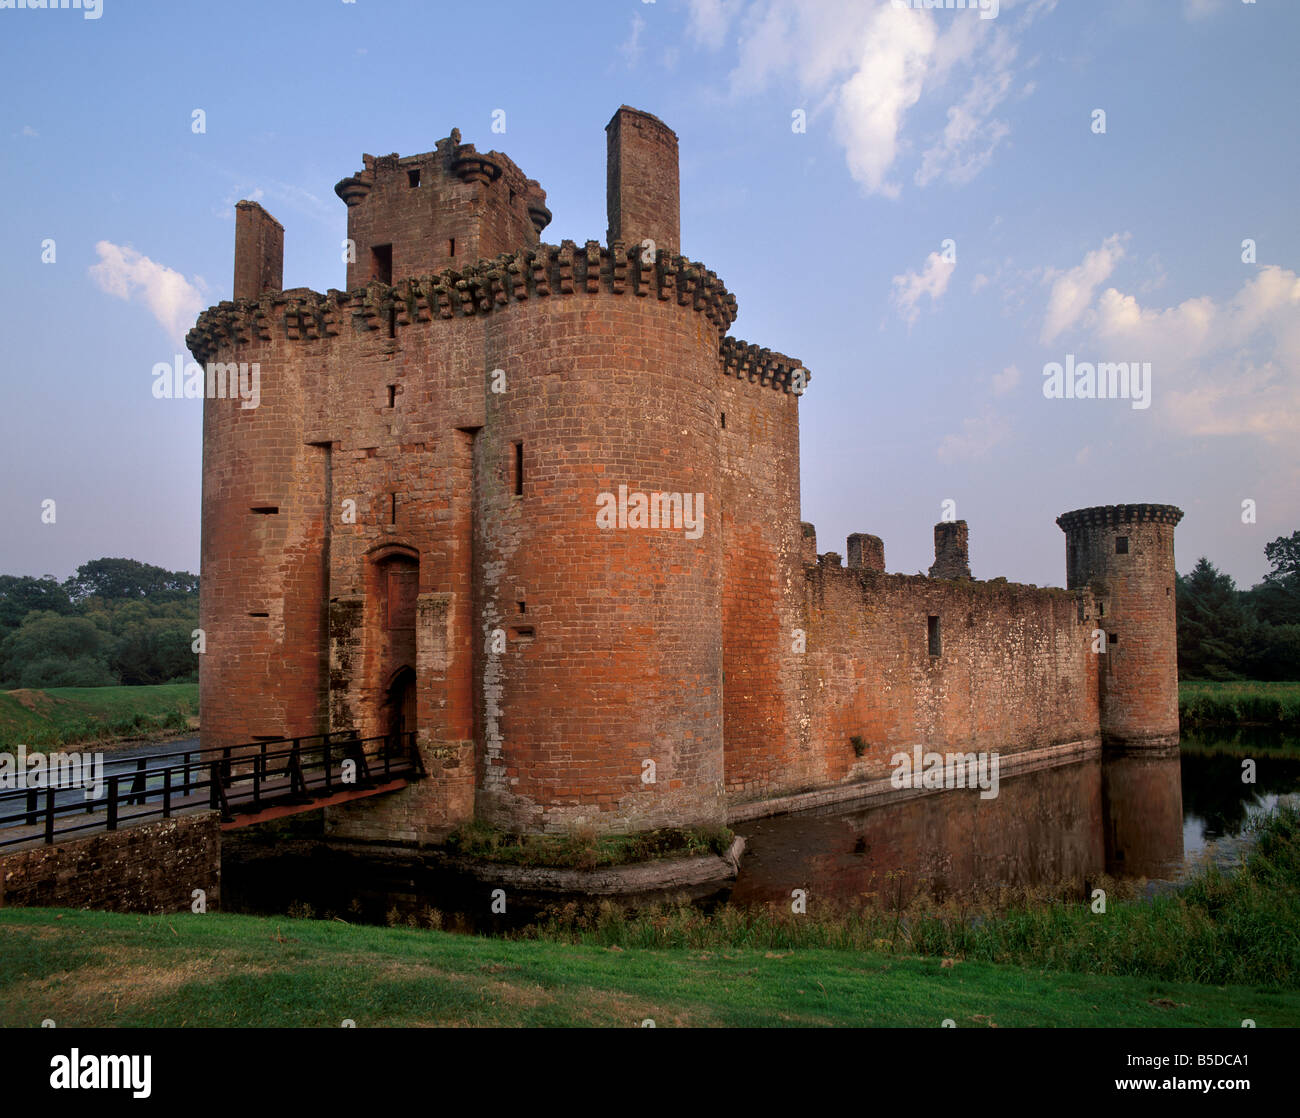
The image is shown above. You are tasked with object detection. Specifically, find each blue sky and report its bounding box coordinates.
[1,0,1296,589]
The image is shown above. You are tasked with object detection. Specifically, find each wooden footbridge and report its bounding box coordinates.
[0,732,423,850]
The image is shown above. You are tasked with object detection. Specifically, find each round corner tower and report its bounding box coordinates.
[1056,503,1184,753]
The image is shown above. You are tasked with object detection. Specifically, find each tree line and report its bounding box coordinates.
[0,558,198,689]
[1176,531,1300,681]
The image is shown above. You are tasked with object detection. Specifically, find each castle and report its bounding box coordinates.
[188,106,1183,845]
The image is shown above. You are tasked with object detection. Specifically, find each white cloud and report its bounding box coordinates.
[88,242,205,344]
[19,124,39,138]
[971,272,990,293]
[619,13,646,67]
[1182,0,1225,20]
[700,0,1049,196]
[992,364,1021,394]
[686,0,744,50]
[891,250,955,325]
[914,28,1016,188]
[938,408,1009,463]
[1092,265,1300,441]
[1040,233,1127,344]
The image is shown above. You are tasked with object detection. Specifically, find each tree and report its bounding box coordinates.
[0,615,115,689]
[63,558,198,604]
[0,575,74,637]
[1247,530,1300,628]
[1176,558,1258,680]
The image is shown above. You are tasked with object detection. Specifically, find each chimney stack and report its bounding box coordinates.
[606,106,680,257]
[233,200,284,301]
[929,521,972,580]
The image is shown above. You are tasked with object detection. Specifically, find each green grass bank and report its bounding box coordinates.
[2,807,1297,1028]
[1179,680,1300,729]
[0,684,199,752]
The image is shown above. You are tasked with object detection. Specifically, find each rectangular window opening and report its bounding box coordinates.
[513,442,524,496]
[720,412,726,429]
[387,384,396,408]
[407,168,421,188]
[1116,536,1129,554]
[371,243,393,284]
[249,506,279,514]
[448,237,456,258]
[927,615,942,657]
[510,626,535,642]
[389,492,397,525]
[517,601,527,614]
[248,611,269,618]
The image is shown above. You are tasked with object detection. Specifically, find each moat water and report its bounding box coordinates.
[216,726,1300,931]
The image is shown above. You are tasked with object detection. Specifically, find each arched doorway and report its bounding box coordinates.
[384,666,417,748]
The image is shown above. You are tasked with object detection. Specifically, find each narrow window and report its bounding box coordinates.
[248,611,269,618]
[1110,633,1119,646]
[720,412,726,429]
[371,243,393,284]
[249,506,279,514]
[927,615,941,657]
[407,168,421,188]
[1116,536,1129,554]
[513,442,524,496]
[389,492,397,524]
[517,601,527,614]
[387,385,396,408]
[448,237,456,258]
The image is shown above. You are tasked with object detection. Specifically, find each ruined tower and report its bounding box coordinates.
[1057,504,1184,753]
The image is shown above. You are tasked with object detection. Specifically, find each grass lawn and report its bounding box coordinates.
[0,906,1292,1028]
[0,684,198,752]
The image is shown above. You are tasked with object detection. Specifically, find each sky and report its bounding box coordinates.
[1,0,1297,591]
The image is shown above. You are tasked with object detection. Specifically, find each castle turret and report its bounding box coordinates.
[1057,504,1184,753]
[334,132,550,289]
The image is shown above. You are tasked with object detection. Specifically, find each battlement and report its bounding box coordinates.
[189,240,751,362]
[1057,504,1184,532]
[719,338,809,395]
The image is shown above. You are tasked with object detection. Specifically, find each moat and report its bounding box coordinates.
[217,726,1299,932]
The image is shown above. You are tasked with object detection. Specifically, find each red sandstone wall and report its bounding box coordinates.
[474,291,725,833]
[725,561,1102,805]
[198,323,330,753]
[717,348,807,800]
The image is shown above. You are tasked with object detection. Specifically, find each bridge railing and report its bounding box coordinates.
[0,731,422,849]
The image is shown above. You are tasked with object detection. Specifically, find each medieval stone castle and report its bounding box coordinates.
[188,106,1183,845]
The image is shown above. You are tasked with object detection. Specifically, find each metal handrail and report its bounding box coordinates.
[0,731,419,848]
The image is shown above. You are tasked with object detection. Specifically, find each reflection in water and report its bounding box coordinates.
[731,758,1114,907]
[217,729,1298,923]
[1102,753,1184,880]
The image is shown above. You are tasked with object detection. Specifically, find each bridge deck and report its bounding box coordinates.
[0,732,422,851]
